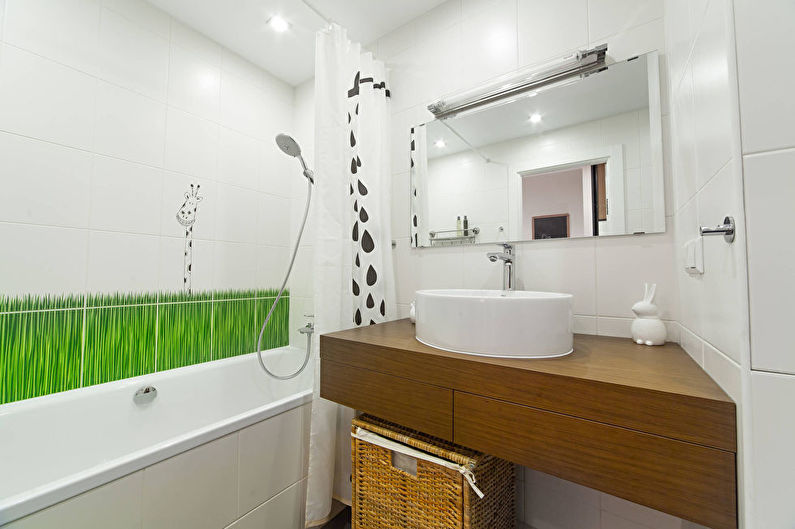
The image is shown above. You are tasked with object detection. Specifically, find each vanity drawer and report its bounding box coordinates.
[320,359,453,440]
[454,392,737,529]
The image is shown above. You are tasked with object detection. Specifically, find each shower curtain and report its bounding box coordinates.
[306,24,396,526]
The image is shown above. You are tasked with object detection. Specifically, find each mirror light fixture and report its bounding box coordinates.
[428,44,607,120]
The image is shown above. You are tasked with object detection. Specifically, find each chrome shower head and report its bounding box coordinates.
[276,133,301,157]
[275,133,314,184]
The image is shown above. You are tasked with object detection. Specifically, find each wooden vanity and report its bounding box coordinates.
[319,319,737,529]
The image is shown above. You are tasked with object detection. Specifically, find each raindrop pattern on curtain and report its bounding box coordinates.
[347,71,390,326]
[409,127,420,248]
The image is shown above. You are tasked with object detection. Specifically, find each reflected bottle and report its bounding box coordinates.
[456,216,463,237]
[463,215,469,236]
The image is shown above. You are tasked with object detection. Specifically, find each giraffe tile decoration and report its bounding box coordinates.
[176,184,204,294]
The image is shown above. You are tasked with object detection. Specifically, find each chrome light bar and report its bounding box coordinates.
[427,44,608,120]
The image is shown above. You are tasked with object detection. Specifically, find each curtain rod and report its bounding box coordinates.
[428,44,608,120]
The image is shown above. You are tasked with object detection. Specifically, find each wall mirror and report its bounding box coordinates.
[409,49,664,247]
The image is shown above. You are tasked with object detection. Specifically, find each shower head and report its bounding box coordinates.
[276,133,301,157]
[275,133,314,184]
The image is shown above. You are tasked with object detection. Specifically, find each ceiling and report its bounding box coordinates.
[147,0,447,86]
[426,55,651,159]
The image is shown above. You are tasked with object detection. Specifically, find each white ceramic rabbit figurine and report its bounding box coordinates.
[631,283,667,346]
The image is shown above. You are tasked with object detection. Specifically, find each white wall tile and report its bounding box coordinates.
[524,469,600,529]
[169,19,222,64]
[220,73,266,139]
[588,0,663,41]
[218,127,262,190]
[515,238,597,315]
[164,107,219,180]
[87,231,160,294]
[702,341,741,402]
[220,49,265,88]
[0,133,92,228]
[258,245,289,291]
[459,0,518,86]
[679,324,704,366]
[518,0,588,67]
[0,44,96,150]
[0,223,88,296]
[750,371,795,528]
[600,492,681,529]
[167,44,221,122]
[214,183,258,244]
[734,0,795,154]
[238,404,310,515]
[595,231,678,320]
[255,193,291,247]
[596,316,633,338]
[229,479,306,529]
[94,81,166,166]
[97,7,169,101]
[4,0,100,75]
[101,0,170,38]
[90,156,163,235]
[142,434,238,529]
[744,148,795,374]
[6,472,143,529]
[695,160,744,364]
[212,241,258,291]
[690,0,732,190]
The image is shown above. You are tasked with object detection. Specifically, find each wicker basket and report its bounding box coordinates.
[351,414,515,529]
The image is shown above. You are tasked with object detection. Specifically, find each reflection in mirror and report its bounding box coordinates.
[410,50,664,248]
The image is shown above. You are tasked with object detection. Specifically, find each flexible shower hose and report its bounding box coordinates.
[256,179,313,380]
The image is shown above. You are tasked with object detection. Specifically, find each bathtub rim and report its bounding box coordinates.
[0,348,313,526]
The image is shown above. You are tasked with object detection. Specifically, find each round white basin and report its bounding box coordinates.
[415,289,573,359]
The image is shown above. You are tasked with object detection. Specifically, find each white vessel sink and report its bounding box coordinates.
[415,289,573,359]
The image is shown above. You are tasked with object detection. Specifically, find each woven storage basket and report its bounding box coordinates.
[351,414,515,529]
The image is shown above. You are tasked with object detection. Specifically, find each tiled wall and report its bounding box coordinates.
[0,0,296,403]
[378,0,677,345]
[664,0,750,523]
[733,0,795,525]
[6,403,310,529]
[371,1,687,527]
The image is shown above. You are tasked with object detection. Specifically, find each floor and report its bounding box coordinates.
[319,507,351,529]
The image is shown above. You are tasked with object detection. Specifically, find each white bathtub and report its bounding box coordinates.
[0,346,314,526]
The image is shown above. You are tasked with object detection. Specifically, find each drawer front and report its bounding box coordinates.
[321,359,453,440]
[454,392,737,529]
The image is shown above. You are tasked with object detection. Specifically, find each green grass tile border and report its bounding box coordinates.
[83,306,157,387]
[0,293,85,313]
[0,289,291,406]
[0,310,82,404]
[157,301,212,371]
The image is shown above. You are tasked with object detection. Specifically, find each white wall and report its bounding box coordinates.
[733,0,795,526]
[373,1,689,528]
[665,0,750,525]
[0,0,296,298]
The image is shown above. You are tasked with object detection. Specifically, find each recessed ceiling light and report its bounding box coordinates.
[268,15,289,33]
[529,113,542,124]
[526,91,538,98]
[434,139,446,148]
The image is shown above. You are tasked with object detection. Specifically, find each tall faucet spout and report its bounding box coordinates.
[486,243,514,291]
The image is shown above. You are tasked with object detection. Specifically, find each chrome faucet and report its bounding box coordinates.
[487,243,514,291]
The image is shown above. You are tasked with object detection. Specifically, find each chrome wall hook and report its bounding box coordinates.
[700,216,735,243]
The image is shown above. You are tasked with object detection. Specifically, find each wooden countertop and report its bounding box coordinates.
[321,319,736,451]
